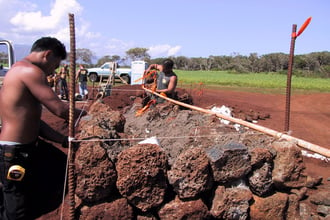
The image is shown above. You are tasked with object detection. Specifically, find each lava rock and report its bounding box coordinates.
[116,143,168,212]
[75,141,117,203]
[158,196,210,220]
[167,147,213,199]
[210,185,252,220]
[206,142,251,183]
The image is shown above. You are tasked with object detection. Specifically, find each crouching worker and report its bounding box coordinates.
[144,58,178,104]
[0,37,86,220]
[137,59,178,116]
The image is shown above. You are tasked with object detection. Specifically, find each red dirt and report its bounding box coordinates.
[193,88,330,148]
[37,84,330,219]
[190,88,330,187]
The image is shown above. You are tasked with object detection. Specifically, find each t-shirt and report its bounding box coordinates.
[78,69,88,82]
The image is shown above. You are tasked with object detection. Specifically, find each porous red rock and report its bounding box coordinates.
[248,162,274,196]
[158,196,210,219]
[75,141,117,203]
[167,147,212,199]
[272,141,308,189]
[250,192,288,220]
[79,198,133,220]
[210,185,252,219]
[248,147,275,167]
[116,143,168,212]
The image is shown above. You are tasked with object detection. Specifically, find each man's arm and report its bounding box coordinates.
[23,65,86,119]
[145,64,163,73]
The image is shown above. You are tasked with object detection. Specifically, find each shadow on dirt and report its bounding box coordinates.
[28,139,67,219]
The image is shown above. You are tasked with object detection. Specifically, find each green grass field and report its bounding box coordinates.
[175,70,330,93]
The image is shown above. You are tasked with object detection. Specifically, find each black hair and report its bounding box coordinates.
[162,58,174,69]
[30,37,67,60]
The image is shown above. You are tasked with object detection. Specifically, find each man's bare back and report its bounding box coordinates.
[0,36,87,220]
[0,41,80,144]
[0,60,43,143]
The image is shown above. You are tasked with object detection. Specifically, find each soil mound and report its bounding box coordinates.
[37,84,330,220]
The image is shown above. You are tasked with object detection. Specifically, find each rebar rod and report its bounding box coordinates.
[284,24,297,132]
[68,13,76,220]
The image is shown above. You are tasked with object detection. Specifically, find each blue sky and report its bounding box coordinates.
[0,0,329,61]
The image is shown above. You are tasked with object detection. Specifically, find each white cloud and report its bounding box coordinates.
[1,0,122,59]
[10,0,82,32]
[168,46,182,56]
[148,44,182,58]
[0,1,182,62]
[0,0,96,55]
[0,1,35,31]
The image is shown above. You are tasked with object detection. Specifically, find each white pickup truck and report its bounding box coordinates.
[0,40,15,77]
[87,62,131,84]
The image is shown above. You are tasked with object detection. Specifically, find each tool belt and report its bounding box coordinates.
[0,143,36,181]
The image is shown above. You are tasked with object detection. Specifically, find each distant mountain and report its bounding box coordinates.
[0,40,30,63]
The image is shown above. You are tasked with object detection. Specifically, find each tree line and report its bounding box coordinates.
[90,48,330,78]
[1,47,329,78]
[164,52,330,78]
[153,51,330,78]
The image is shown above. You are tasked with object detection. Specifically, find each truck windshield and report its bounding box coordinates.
[102,64,109,69]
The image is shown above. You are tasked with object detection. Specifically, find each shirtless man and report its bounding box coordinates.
[58,64,69,99]
[0,37,85,220]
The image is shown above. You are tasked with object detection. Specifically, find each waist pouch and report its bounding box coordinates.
[0,143,36,182]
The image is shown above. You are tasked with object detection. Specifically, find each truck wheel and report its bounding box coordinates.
[89,73,98,82]
[121,75,130,84]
